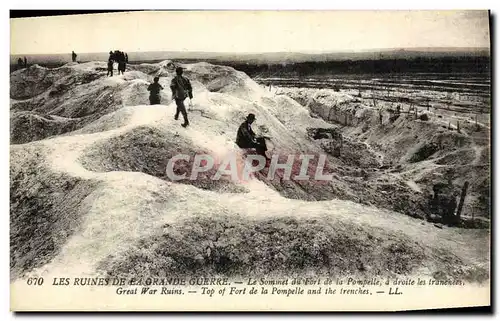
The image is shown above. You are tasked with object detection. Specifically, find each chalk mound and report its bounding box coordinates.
[80,125,248,193]
[10,144,99,280]
[10,62,173,144]
[10,112,82,144]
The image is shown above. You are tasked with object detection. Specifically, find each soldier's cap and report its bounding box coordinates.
[247,113,256,121]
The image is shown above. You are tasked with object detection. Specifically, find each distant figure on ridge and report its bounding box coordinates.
[23,57,27,68]
[107,51,114,77]
[148,76,163,105]
[236,113,269,159]
[107,60,114,77]
[113,50,120,68]
[170,67,193,128]
[72,51,77,62]
[125,53,128,63]
[117,51,126,75]
[17,58,23,69]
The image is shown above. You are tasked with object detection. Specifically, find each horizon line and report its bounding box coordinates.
[10,46,491,57]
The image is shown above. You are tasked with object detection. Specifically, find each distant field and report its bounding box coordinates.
[257,74,490,96]
[256,73,491,117]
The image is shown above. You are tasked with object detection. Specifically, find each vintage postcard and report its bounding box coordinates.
[9,10,491,311]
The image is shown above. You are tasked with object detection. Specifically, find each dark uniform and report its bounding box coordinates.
[116,51,126,75]
[107,60,114,77]
[148,80,163,105]
[170,72,192,127]
[236,115,268,158]
[107,51,114,76]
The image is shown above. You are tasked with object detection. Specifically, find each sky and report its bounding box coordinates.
[10,10,490,55]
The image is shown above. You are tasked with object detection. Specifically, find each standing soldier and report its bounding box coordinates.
[118,51,126,75]
[107,51,114,77]
[170,67,193,128]
[147,76,163,105]
[72,51,77,62]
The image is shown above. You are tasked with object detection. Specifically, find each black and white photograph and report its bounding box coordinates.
[9,10,491,311]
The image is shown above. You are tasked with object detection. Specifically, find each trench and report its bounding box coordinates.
[278,87,490,228]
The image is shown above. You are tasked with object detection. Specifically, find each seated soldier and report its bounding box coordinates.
[236,113,269,159]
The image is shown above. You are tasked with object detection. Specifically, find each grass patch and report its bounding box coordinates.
[97,215,432,279]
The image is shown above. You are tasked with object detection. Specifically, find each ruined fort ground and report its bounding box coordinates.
[10,61,490,286]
